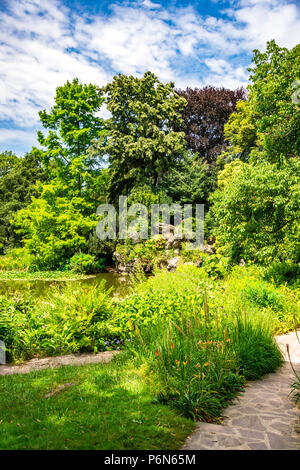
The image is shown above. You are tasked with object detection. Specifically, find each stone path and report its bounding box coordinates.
[0,350,117,376]
[183,333,300,450]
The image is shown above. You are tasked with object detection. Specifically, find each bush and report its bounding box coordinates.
[70,253,106,274]
[228,317,283,380]
[113,236,170,272]
[224,266,300,334]
[244,283,285,312]
[114,264,209,331]
[0,248,34,271]
[264,261,300,288]
[201,253,230,279]
[0,283,121,362]
[125,307,281,421]
[210,158,300,265]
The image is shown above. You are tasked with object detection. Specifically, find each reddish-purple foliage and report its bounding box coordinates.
[176,86,247,164]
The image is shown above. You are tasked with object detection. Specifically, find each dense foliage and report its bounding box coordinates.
[1,264,297,363]
[0,149,46,252]
[223,41,300,163]
[176,86,246,164]
[95,71,187,200]
[1,41,297,272]
[210,158,300,264]
[11,79,109,269]
[1,264,292,424]
[210,40,300,266]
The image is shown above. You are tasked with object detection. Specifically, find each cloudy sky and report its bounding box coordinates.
[0,0,299,155]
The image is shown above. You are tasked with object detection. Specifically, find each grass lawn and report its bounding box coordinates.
[0,360,194,450]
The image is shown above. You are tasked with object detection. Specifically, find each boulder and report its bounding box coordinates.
[154,223,175,237]
[167,256,180,271]
[199,244,215,255]
[128,231,142,244]
[194,257,203,268]
[165,234,182,250]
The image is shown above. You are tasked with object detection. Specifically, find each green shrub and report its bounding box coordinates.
[0,283,121,362]
[201,253,230,279]
[264,261,300,288]
[244,283,285,312]
[224,266,300,334]
[114,264,210,331]
[113,237,170,272]
[125,307,281,421]
[70,253,106,274]
[228,317,283,380]
[0,248,34,272]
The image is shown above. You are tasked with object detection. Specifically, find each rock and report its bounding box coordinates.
[113,251,122,263]
[154,223,175,237]
[105,266,118,273]
[167,256,180,271]
[128,231,141,244]
[165,234,182,250]
[118,264,134,273]
[199,244,215,255]
[144,263,152,273]
[194,257,203,267]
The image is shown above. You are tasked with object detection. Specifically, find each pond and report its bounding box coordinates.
[0,273,134,299]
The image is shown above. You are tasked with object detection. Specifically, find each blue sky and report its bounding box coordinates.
[0,0,299,155]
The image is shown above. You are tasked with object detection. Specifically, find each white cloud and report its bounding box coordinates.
[0,128,37,145]
[0,0,110,128]
[0,0,299,153]
[226,1,300,50]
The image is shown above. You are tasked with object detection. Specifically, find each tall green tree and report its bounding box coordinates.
[14,79,108,268]
[95,71,187,200]
[209,41,300,265]
[161,153,214,206]
[0,148,46,252]
[38,77,106,189]
[223,41,300,163]
[210,158,300,264]
[0,151,19,177]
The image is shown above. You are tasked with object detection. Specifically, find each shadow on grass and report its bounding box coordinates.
[0,361,194,450]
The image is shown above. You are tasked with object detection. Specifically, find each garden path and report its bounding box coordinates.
[0,350,118,376]
[183,332,300,450]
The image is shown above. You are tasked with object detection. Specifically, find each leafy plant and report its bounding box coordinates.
[125,298,281,421]
[70,253,106,274]
[0,283,121,362]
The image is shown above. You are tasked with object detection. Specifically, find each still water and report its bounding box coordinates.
[0,273,134,298]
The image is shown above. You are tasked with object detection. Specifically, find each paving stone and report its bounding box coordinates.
[267,432,299,450]
[231,415,266,431]
[248,442,269,450]
[182,360,300,451]
[235,428,265,441]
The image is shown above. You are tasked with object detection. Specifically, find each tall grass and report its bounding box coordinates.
[0,263,294,373]
[124,295,283,421]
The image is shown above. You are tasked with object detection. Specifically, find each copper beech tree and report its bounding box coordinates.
[176,86,246,165]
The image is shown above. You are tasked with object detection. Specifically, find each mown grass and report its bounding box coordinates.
[0,360,194,450]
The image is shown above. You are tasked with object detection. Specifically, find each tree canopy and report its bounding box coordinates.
[96,71,187,200]
[176,86,246,164]
[0,149,46,252]
[223,41,300,163]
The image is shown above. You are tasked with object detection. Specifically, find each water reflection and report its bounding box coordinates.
[0,273,134,299]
